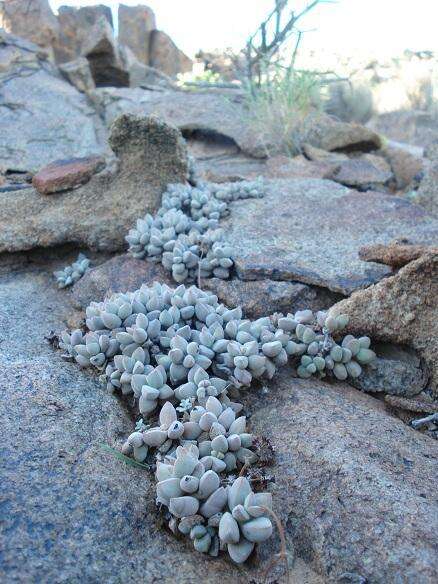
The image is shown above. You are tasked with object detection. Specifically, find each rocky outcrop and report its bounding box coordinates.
[329,253,438,394]
[149,30,192,77]
[53,4,113,64]
[118,3,156,65]
[249,370,438,583]
[0,0,59,57]
[0,31,105,173]
[221,178,438,294]
[91,88,266,157]
[0,114,188,252]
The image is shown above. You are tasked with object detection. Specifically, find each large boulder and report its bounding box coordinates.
[249,370,438,582]
[118,3,156,65]
[0,114,188,252]
[53,4,113,64]
[328,253,438,395]
[221,178,438,294]
[149,30,192,77]
[0,31,105,173]
[0,0,59,56]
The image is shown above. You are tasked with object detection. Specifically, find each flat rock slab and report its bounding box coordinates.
[248,369,438,583]
[222,178,438,294]
[32,156,105,194]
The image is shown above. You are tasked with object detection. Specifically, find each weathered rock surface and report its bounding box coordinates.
[82,16,129,87]
[329,253,438,394]
[118,3,156,65]
[149,29,193,77]
[71,254,173,309]
[303,113,382,153]
[358,241,438,268]
[0,114,188,252]
[0,261,251,584]
[330,154,392,190]
[222,178,438,294]
[32,156,106,194]
[350,343,429,396]
[53,4,113,64]
[90,88,266,157]
[203,277,343,319]
[0,0,59,56]
[59,56,96,93]
[0,32,106,173]
[249,369,438,583]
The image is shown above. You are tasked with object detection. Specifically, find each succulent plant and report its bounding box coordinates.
[60,280,377,565]
[126,180,264,284]
[218,476,273,563]
[53,253,90,288]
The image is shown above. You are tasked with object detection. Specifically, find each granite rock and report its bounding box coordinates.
[149,30,193,77]
[382,144,424,190]
[0,31,106,173]
[82,16,129,87]
[0,0,59,56]
[222,178,438,294]
[203,277,343,319]
[90,87,267,158]
[118,3,156,65]
[329,253,438,394]
[249,369,438,583]
[302,113,382,153]
[0,114,188,252]
[53,4,113,64]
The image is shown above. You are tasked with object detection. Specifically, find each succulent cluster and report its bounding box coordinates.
[126,180,263,283]
[60,282,376,564]
[53,253,90,288]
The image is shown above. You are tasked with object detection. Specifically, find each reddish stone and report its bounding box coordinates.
[32,156,105,194]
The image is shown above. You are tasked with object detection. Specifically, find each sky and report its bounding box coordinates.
[49,0,438,57]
